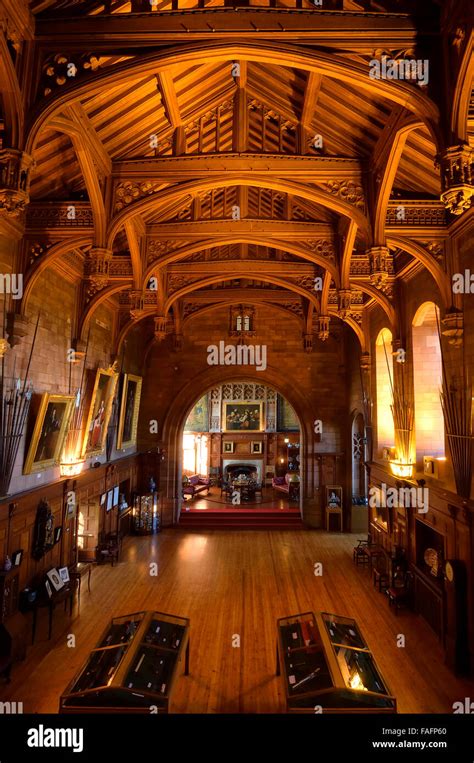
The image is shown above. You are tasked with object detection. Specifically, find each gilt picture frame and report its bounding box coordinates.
[223,402,263,432]
[117,374,142,450]
[82,368,118,457]
[23,394,75,475]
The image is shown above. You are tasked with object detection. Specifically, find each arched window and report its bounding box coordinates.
[243,315,250,331]
[375,328,394,450]
[412,302,444,460]
[236,315,242,331]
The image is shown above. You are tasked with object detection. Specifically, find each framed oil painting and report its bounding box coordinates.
[184,394,209,432]
[82,368,118,457]
[223,402,263,432]
[117,374,142,449]
[326,486,343,509]
[23,394,75,474]
[251,441,263,454]
[223,441,234,454]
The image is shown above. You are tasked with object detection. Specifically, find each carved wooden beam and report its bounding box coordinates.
[298,71,322,154]
[157,71,186,155]
[66,103,112,178]
[124,217,144,289]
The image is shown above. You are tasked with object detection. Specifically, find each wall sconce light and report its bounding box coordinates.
[284,438,290,444]
[60,458,85,477]
[390,461,414,479]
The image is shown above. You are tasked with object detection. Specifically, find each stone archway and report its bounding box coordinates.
[154,367,319,525]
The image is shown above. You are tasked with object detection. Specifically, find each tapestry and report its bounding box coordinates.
[277,394,299,431]
[184,395,209,432]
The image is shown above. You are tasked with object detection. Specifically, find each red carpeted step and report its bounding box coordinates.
[178,508,305,530]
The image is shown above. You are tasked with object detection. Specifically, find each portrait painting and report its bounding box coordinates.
[223,402,263,432]
[223,441,234,454]
[82,368,118,457]
[117,374,142,449]
[23,394,75,474]
[326,486,343,509]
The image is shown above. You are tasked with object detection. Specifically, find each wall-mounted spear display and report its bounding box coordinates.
[0,311,40,497]
[383,337,414,478]
[437,316,472,499]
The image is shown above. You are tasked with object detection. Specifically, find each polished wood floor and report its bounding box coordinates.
[2,529,473,713]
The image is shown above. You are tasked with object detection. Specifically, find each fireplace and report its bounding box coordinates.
[223,460,262,483]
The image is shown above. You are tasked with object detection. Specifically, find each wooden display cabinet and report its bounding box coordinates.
[60,610,190,713]
[132,492,159,535]
[276,611,396,713]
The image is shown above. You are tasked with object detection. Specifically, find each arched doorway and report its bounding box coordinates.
[179,381,303,523]
[179,381,302,522]
[156,369,311,525]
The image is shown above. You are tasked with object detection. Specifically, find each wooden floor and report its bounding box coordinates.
[2,529,473,713]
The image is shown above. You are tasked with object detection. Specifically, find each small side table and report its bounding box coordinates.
[325,506,343,532]
[69,562,93,609]
[32,585,75,644]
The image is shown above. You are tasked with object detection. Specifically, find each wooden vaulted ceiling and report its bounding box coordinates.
[30,61,436,199]
[23,2,453,351]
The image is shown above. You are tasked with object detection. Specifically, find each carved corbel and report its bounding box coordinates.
[303,333,313,353]
[129,289,145,321]
[0,149,34,218]
[440,144,474,216]
[441,309,463,347]
[86,247,113,290]
[338,289,352,320]
[367,245,390,289]
[154,316,167,342]
[318,315,330,342]
[6,312,29,348]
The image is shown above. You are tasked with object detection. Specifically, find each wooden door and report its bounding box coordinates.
[77,499,99,562]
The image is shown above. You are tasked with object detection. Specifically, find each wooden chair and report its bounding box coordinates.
[353,538,369,565]
[372,554,390,592]
[387,571,412,613]
[96,533,119,566]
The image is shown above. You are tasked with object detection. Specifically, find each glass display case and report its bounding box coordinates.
[276,611,396,713]
[133,492,159,535]
[60,610,190,713]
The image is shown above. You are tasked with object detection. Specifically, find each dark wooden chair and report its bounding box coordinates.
[96,532,120,566]
[373,553,390,592]
[353,538,370,565]
[387,571,412,613]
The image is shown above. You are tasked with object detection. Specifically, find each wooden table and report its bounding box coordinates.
[230,480,256,502]
[32,585,75,643]
[69,562,93,609]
